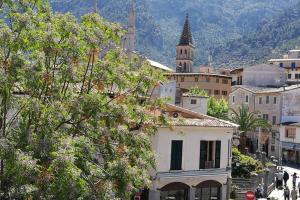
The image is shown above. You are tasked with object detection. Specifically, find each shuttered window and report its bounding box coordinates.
[170,140,183,170]
[215,141,221,168]
[200,141,207,169]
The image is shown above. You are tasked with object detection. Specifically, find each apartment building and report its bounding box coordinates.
[279,122,300,164]
[229,85,300,159]
[165,73,232,101]
[269,49,300,85]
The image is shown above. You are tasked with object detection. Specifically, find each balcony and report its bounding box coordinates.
[205,161,215,169]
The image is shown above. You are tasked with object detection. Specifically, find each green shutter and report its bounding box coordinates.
[200,141,207,169]
[215,141,221,168]
[170,140,183,170]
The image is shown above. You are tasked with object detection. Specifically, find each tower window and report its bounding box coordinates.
[180,49,183,55]
[279,63,283,68]
[185,49,187,54]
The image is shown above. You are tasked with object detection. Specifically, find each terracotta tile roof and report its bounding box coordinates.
[169,118,239,128]
[232,85,300,94]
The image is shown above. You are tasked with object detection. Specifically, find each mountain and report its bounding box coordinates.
[212,1,300,67]
[50,0,300,68]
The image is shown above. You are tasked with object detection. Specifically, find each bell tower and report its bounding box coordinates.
[122,0,136,54]
[176,14,195,73]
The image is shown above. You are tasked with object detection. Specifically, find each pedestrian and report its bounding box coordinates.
[255,185,263,198]
[284,171,290,186]
[291,188,297,200]
[284,187,290,200]
[277,170,284,189]
[298,181,300,195]
[291,173,299,188]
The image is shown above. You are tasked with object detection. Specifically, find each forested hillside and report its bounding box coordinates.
[50,0,300,68]
[213,1,300,67]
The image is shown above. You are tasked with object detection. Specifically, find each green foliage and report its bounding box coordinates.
[213,1,300,67]
[0,1,167,199]
[232,148,264,178]
[230,104,271,136]
[186,87,208,97]
[207,97,228,119]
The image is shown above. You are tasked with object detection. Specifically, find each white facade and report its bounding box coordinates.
[152,80,176,104]
[149,121,237,200]
[282,87,300,123]
[181,95,208,114]
[279,123,300,164]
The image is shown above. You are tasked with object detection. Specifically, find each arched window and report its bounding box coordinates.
[180,49,183,54]
[185,49,187,54]
[195,180,222,200]
[160,182,190,200]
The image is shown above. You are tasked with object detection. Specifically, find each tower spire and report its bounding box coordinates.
[176,14,195,73]
[178,14,193,46]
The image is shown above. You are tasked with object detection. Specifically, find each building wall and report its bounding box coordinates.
[279,125,300,143]
[181,96,208,114]
[229,88,255,113]
[282,88,300,123]
[243,64,286,87]
[166,74,232,100]
[152,80,176,104]
[152,126,233,172]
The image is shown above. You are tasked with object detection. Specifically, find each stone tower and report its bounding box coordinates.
[122,0,136,54]
[176,14,195,73]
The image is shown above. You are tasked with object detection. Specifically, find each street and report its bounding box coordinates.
[268,166,300,200]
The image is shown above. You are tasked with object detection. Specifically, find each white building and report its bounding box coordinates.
[147,104,238,200]
[180,94,208,114]
[279,122,300,164]
[269,50,300,85]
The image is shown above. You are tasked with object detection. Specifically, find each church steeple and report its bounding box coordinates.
[176,14,195,73]
[179,14,193,46]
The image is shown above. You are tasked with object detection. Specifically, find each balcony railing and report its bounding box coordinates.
[205,160,215,169]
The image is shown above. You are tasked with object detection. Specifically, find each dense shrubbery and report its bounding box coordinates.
[232,148,264,178]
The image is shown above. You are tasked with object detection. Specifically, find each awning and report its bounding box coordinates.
[282,142,300,150]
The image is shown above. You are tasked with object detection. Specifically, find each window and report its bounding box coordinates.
[222,79,229,84]
[181,77,185,82]
[245,95,249,103]
[232,96,235,103]
[214,90,220,95]
[273,97,277,104]
[222,91,228,96]
[296,74,300,79]
[259,97,262,104]
[191,99,197,104]
[263,114,269,121]
[279,63,284,68]
[285,128,296,138]
[266,96,270,104]
[200,141,221,169]
[180,49,182,55]
[216,79,219,83]
[185,49,187,54]
[170,140,183,170]
[288,74,292,79]
[195,77,199,82]
[271,146,275,151]
[291,62,296,69]
[272,116,276,125]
